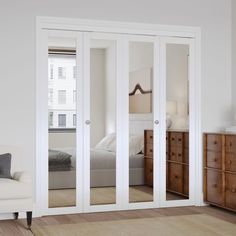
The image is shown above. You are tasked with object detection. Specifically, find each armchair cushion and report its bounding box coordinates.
[0,171,32,200]
[0,153,12,178]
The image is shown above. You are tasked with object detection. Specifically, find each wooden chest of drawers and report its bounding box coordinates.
[144,130,153,186]
[204,133,236,212]
[144,130,189,198]
[166,131,189,197]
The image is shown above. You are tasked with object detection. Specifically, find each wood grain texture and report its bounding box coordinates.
[204,133,236,212]
[0,206,235,236]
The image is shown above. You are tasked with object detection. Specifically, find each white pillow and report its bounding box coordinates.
[109,134,144,156]
[95,133,115,150]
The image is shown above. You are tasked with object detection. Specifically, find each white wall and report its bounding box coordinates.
[0,0,232,210]
[90,49,106,147]
[232,0,236,124]
[166,44,189,129]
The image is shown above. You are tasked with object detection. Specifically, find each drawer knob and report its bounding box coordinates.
[212,184,217,188]
[175,175,179,179]
[172,138,175,141]
[150,169,153,174]
[150,135,153,139]
[229,142,232,146]
[178,138,182,141]
[178,153,182,157]
[214,141,217,145]
[214,158,218,162]
[172,152,175,156]
[150,149,153,153]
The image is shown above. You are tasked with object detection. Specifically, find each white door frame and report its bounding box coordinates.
[159,37,196,207]
[36,17,202,217]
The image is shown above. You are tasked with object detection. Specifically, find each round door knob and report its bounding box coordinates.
[154,120,159,125]
[85,120,91,125]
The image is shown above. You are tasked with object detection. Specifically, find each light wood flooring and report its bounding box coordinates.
[49,186,186,208]
[0,206,235,236]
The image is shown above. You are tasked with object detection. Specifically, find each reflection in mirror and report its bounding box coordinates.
[129,42,154,203]
[48,37,77,208]
[90,39,117,205]
[166,44,189,201]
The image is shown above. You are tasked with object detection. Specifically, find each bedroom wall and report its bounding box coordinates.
[166,45,189,129]
[232,0,236,125]
[0,0,232,215]
[90,49,106,147]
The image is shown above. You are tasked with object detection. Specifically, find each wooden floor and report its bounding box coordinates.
[0,206,235,236]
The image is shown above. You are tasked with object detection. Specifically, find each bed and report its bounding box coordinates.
[49,133,145,190]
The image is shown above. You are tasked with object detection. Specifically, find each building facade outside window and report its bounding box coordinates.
[58,90,66,104]
[73,114,76,126]
[58,114,66,127]
[58,66,66,79]
[48,54,76,129]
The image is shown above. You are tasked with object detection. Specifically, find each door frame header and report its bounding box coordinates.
[37,16,201,38]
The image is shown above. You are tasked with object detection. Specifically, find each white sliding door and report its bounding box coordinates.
[41,30,84,215]
[37,28,198,216]
[83,33,124,212]
[159,37,196,207]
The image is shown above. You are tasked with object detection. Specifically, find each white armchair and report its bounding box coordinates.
[0,146,33,228]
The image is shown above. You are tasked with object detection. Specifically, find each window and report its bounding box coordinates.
[73,90,76,103]
[50,64,54,79]
[48,89,53,104]
[73,114,76,126]
[58,90,66,104]
[58,67,66,79]
[58,114,66,127]
[49,112,53,126]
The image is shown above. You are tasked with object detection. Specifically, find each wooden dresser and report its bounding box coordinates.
[144,130,153,186]
[204,133,236,212]
[144,130,189,198]
[166,131,189,197]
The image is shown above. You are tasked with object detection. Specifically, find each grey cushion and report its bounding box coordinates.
[0,153,12,179]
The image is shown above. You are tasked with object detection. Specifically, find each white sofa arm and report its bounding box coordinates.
[13,171,32,184]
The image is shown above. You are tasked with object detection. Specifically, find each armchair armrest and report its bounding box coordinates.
[13,171,32,184]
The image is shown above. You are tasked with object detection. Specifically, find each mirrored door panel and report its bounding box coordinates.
[128,41,154,203]
[165,43,189,201]
[89,39,117,205]
[48,36,77,208]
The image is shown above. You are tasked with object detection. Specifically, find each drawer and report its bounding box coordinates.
[145,158,153,186]
[145,142,153,157]
[170,132,184,148]
[183,166,189,196]
[206,169,223,205]
[183,148,189,164]
[225,173,236,210]
[169,147,183,162]
[225,153,236,172]
[206,134,222,151]
[206,151,222,170]
[145,130,153,143]
[184,132,189,148]
[167,162,183,193]
[225,135,236,153]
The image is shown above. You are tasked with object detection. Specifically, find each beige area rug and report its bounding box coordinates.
[49,186,153,208]
[32,214,236,236]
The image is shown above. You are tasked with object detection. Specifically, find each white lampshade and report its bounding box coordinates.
[166,101,177,115]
